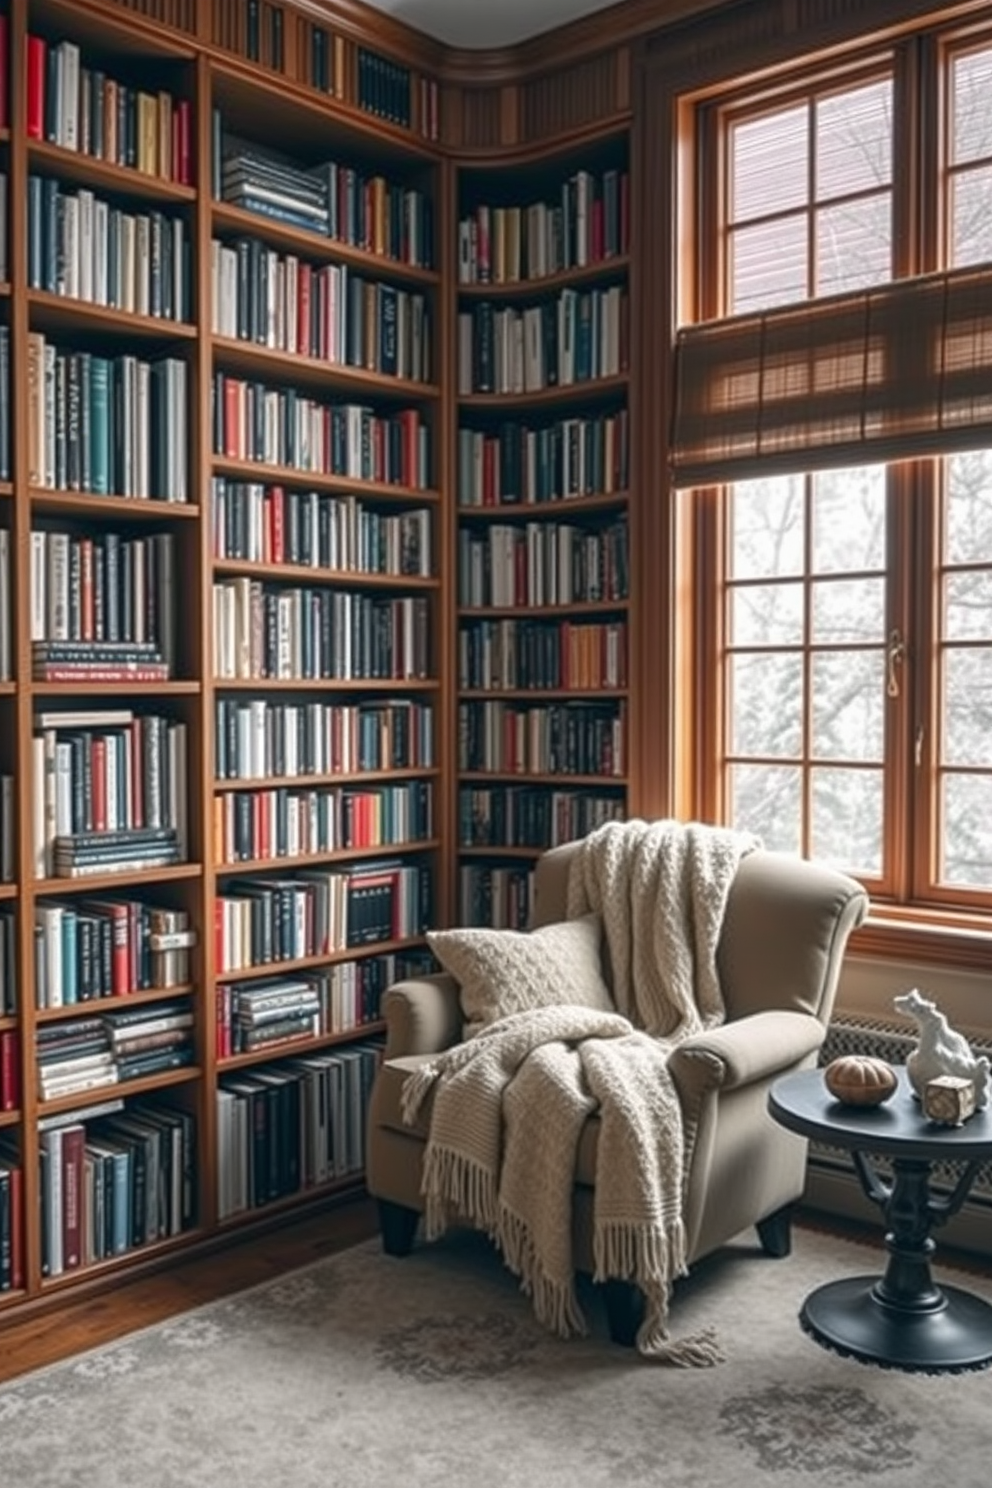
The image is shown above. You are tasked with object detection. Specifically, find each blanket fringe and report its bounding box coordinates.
[421,1145,498,1239]
[593,1217,688,1290]
[496,1205,586,1340]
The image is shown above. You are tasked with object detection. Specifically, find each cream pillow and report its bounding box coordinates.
[428,915,615,1034]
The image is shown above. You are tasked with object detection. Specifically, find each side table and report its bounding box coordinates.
[769,1066,992,1372]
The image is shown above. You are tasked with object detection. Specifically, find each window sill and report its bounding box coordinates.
[851,910,992,973]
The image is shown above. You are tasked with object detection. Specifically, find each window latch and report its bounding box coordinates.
[886,629,905,699]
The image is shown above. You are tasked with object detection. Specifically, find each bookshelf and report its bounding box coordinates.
[453,134,632,928]
[0,0,639,1321]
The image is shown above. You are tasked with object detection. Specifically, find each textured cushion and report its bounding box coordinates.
[427,915,615,1034]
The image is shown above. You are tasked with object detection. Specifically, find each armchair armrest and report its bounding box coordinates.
[668,1010,825,1106]
[381,973,463,1059]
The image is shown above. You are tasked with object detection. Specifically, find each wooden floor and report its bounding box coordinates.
[0,1200,984,1385]
[0,1197,378,1385]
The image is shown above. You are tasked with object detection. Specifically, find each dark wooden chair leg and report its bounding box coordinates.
[603,1279,645,1347]
[378,1199,420,1257]
[756,1204,793,1258]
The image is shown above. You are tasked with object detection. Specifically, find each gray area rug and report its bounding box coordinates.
[1,1225,990,1488]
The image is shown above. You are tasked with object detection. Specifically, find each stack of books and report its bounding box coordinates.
[103,1001,195,1083]
[227,975,322,1054]
[221,139,329,236]
[37,1019,117,1102]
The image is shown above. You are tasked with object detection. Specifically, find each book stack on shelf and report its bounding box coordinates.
[455,141,632,927]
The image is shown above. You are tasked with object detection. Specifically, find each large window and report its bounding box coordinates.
[675,24,992,927]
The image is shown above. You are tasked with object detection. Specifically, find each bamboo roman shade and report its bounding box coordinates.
[670,264,992,486]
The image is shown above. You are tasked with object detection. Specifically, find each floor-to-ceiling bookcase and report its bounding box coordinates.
[0,0,639,1322]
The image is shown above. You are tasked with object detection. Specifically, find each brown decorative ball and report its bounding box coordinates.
[824,1055,898,1106]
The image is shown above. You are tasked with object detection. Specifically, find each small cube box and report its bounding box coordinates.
[923,1074,976,1126]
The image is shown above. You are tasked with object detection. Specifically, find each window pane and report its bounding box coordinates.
[811,651,885,760]
[816,194,891,294]
[731,104,808,221]
[942,646,992,766]
[729,653,803,756]
[950,47,992,166]
[945,570,992,641]
[950,166,992,267]
[729,764,802,852]
[816,79,893,199]
[811,466,886,572]
[940,773,992,886]
[729,474,805,578]
[811,577,885,643]
[730,215,808,312]
[945,450,992,563]
[729,582,804,646]
[811,767,883,873]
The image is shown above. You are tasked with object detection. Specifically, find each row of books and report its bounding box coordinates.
[37,1003,194,1103]
[215,698,435,781]
[0,776,10,884]
[458,169,630,285]
[27,336,188,502]
[0,911,13,1015]
[0,1148,21,1291]
[29,530,176,673]
[28,178,191,322]
[33,901,193,1010]
[210,479,433,578]
[212,780,433,865]
[212,243,431,382]
[26,34,193,184]
[357,48,412,130]
[458,699,627,777]
[456,412,630,507]
[302,20,344,97]
[214,859,432,971]
[0,532,9,681]
[457,286,629,396]
[0,1029,18,1112]
[212,581,430,682]
[212,374,430,490]
[458,863,535,931]
[312,162,433,268]
[457,518,630,609]
[217,1041,381,1218]
[38,1099,196,1276]
[32,711,188,879]
[458,618,628,692]
[459,785,626,849]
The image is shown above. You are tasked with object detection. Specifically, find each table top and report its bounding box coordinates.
[769,1067,992,1161]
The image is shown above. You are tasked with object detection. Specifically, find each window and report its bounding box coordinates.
[674,24,992,931]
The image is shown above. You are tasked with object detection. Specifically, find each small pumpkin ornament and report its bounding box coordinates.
[824,1054,898,1107]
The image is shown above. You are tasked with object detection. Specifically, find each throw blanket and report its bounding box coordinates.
[402,819,758,1365]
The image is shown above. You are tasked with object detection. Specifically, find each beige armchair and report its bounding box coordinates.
[366,839,868,1343]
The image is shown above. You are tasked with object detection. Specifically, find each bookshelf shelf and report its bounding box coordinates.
[37,1227,207,1294]
[457,491,629,519]
[210,334,441,402]
[0,1110,21,1130]
[29,489,200,520]
[460,688,629,701]
[458,845,546,859]
[211,201,439,288]
[26,291,197,343]
[213,934,428,984]
[213,767,438,791]
[460,771,627,786]
[213,1173,365,1233]
[0,483,14,500]
[458,601,629,618]
[211,456,438,503]
[30,680,202,696]
[217,838,439,875]
[214,677,438,693]
[459,374,629,412]
[458,255,631,298]
[34,986,196,1025]
[25,140,198,205]
[210,557,438,591]
[0,683,15,697]
[0,884,16,900]
[37,865,203,896]
[217,1019,386,1073]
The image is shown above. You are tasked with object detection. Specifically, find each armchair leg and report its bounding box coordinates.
[603,1279,645,1348]
[756,1204,793,1258]
[378,1199,420,1257]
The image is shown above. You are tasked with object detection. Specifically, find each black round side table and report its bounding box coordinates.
[769,1066,992,1373]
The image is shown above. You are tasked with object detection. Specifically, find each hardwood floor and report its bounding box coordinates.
[0,1197,378,1385]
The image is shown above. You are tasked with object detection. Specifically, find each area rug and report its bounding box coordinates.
[2,1225,990,1488]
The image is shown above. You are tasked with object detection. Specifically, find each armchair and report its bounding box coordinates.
[366,839,868,1342]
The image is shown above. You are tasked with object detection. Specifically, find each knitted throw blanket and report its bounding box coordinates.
[402,819,757,1366]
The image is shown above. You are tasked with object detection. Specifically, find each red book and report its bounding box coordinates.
[297,262,312,358]
[83,900,130,997]
[0,1029,18,1110]
[90,735,107,832]
[0,16,9,132]
[26,34,46,141]
[176,99,192,185]
[61,1126,86,1270]
[224,378,241,459]
[214,897,225,972]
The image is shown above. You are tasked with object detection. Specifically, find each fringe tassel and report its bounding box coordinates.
[593,1218,724,1367]
[497,1205,586,1339]
[421,1145,498,1240]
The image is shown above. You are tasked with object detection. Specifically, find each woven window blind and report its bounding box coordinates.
[670,264,992,486]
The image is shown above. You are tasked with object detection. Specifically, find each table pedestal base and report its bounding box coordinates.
[801,1275,992,1373]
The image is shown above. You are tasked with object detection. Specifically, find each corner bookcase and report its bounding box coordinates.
[453,130,632,928]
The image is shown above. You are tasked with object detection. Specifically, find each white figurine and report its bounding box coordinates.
[893,988,990,1111]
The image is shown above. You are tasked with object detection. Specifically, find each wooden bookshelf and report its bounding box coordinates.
[0,0,642,1323]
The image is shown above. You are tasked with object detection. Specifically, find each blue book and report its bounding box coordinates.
[61,905,78,1005]
[89,355,110,495]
